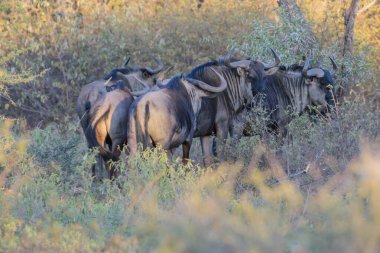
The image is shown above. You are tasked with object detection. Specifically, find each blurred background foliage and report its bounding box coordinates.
[0,0,378,125]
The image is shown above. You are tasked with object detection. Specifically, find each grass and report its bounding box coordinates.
[0,98,379,252]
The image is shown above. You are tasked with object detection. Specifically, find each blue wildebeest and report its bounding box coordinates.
[77,57,165,178]
[230,55,338,139]
[127,68,228,161]
[76,57,164,133]
[84,81,135,179]
[186,48,281,165]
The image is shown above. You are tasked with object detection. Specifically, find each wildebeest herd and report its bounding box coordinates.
[76,49,337,179]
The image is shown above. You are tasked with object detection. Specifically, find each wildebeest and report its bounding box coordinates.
[103,56,165,92]
[186,48,280,165]
[85,81,135,179]
[127,68,227,162]
[230,55,338,139]
[77,57,166,179]
[76,57,164,133]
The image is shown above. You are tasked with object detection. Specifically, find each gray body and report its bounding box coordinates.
[77,57,165,134]
[85,82,134,179]
[77,58,165,178]
[127,70,227,163]
[185,49,280,165]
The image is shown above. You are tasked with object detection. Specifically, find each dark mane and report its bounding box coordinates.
[103,67,135,80]
[287,63,304,71]
[187,56,243,79]
[165,75,183,90]
[187,61,219,79]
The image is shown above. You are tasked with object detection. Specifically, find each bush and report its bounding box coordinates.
[1,102,380,252]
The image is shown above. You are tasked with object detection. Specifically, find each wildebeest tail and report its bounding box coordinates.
[212,137,218,157]
[137,102,152,149]
[142,102,151,148]
[84,106,114,160]
[129,102,152,153]
[78,101,92,132]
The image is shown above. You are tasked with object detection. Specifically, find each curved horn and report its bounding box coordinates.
[262,48,281,69]
[130,77,151,96]
[104,76,112,85]
[329,56,337,75]
[223,47,236,68]
[229,60,251,69]
[302,56,325,78]
[156,66,174,81]
[307,68,325,78]
[124,57,130,66]
[223,48,250,69]
[302,55,310,77]
[143,56,164,75]
[185,67,227,93]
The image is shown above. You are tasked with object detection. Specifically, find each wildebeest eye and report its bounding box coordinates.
[142,71,151,79]
[106,85,115,92]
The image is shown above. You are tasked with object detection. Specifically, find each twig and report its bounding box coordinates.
[302,185,311,216]
[0,94,44,115]
[358,0,378,15]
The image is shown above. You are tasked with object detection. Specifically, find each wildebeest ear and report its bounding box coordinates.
[237,67,246,77]
[264,66,279,76]
[156,66,174,81]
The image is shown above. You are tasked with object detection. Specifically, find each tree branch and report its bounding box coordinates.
[358,0,378,15]
[339,0,360,99]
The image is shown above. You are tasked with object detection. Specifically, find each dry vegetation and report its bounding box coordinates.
[0,0,379,252]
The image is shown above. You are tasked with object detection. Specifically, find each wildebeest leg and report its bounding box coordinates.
[165,148,175,162]
[97,155,107,181]
[182,141,192,165]
[91,162,96,179]
[103,157,116,180]
[109,165,115,180]
[200,136,213,167]
[93,154,105,181]
[215,124,229,161]
[109,140,124,179]
[212,137,217,157]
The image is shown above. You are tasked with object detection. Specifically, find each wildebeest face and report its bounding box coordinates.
[103,57,165,95]
[103,68,157,92]
[244,62,279,96]
[305,77,329,111]
[302,56,337,113]
[121,70,156,91]
[319,69,336,110]
[223,48,280,99]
